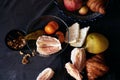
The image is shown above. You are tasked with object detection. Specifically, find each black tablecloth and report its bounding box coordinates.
[0,0,120,80]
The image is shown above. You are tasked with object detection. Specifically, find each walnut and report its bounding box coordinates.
[22,54,31,64]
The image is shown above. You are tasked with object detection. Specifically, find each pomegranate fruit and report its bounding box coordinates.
[63,0,83,12]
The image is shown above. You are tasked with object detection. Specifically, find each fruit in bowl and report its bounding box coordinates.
[78,6,89,15]
[44,21,59,34]
[63,0,83,12]
[36,35,62,56]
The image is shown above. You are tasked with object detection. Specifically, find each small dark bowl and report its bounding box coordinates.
[5,29,26,51]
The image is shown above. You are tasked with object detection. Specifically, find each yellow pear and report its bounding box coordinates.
[85,33,109,54]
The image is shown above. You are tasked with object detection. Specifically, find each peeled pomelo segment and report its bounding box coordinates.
[71,48,86,72]
[70,26,90,47]
[36,68,54,80]
[37,46,61,56]
[65,62,82,80]
[36,35,62,56]
[65,22,80,43]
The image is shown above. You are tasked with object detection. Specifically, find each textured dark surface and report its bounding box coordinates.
[0,0,120,80]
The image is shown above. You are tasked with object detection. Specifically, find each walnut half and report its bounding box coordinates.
[22,54,31,64]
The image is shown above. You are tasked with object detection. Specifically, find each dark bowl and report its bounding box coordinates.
[26,15,69,57]
[5,29,26,51]
[54,0,109,22]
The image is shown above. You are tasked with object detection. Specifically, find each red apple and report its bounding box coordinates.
[63,0,83,12]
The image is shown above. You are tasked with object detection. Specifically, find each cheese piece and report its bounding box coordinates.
[65,23,80,43]
[70,26,90,47]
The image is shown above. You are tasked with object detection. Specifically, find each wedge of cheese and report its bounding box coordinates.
[70,26,90,47]
[65,23,80,43]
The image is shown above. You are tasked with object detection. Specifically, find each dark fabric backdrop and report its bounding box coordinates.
[0,0,120,80]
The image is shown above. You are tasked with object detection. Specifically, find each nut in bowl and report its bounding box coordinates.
[54,0,109,22]
[27,15,69,57]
